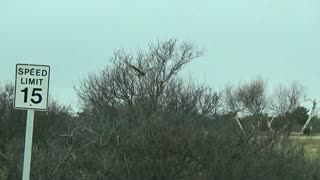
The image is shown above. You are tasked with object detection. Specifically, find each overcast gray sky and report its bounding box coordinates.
[1,0,320,111]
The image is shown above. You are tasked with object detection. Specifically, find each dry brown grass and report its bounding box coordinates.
[291,135,320,157]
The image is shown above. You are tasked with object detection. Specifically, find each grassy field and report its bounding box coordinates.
[291,135,320,157]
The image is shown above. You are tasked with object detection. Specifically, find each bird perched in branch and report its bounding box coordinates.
[126,62,156,77]
[128,64,146,77]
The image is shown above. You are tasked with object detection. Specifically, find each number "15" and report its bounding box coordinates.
[21,88,43,104]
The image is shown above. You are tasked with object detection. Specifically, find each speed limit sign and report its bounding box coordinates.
[14,64,50,110]
[14,64,50,180]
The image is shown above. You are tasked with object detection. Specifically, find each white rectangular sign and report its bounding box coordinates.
[14,64,50,110]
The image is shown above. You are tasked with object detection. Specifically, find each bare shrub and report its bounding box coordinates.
[269,81,305,131]
[76,39,203,127]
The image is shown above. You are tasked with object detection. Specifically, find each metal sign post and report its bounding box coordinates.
[22,110,35,180]
[14,64,50,180]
